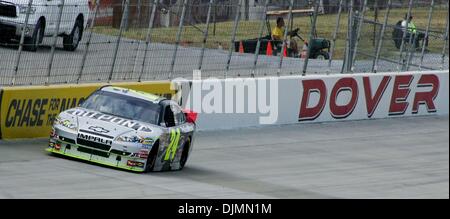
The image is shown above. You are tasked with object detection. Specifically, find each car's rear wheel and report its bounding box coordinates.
[63,19,83,51]
[144,141,159,173]
[179,138,191,170]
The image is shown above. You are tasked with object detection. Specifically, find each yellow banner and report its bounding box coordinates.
[0,81,175,139]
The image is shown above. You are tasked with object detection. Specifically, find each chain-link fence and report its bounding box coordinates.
[0,0,448,86]
[350,0,449,73]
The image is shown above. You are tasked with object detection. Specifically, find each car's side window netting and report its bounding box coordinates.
[164,106,176,128]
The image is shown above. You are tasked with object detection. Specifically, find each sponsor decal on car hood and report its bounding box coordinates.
[66,108,155,133]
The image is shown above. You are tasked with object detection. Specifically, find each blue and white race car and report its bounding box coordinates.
[47,86,197,172]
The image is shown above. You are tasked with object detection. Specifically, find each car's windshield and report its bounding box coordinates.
[81,90,161,125]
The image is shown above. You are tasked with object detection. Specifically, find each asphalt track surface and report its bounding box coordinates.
[0,116,448,198]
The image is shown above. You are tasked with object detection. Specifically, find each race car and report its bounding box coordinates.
[46,86,197,172]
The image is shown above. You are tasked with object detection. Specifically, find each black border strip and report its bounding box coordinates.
[0,88,3,140]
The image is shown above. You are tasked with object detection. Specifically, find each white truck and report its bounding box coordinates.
[0,0,89,51]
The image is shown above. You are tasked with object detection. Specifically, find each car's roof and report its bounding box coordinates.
[100,86,167,103]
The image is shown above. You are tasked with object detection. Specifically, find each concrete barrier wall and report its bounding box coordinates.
[179,70,449,130]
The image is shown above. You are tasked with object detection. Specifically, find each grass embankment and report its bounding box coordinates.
[93,6,447,60]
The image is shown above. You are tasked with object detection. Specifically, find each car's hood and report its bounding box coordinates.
[61,107,163,139]
[77,116,136,138]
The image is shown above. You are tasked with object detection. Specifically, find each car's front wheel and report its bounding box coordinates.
[24,20,44,52]
[63,19,83,51]
[144,141,159,173]
[179,138,191,170]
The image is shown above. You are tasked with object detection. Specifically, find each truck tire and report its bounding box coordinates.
[63,19,83,51]
[24,20,44,52]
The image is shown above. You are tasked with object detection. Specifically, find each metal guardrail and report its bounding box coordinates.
[0,0,448,86]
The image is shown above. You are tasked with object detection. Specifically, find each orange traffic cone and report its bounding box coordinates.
[283,45,288,57]
[266,41,273,56]
[239,41,244,53]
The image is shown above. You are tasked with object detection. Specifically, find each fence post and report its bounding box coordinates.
[197,0,215,71]
[251,0,269,78]
[405,33,417,71]
[124,0,130,31]
[277,0,294,76]
[136,0,142,27]
[418,0,434,70]
[342,0,354,73]
[440,1,449,70]
[327,0,343,74]
[373,0,378,48]
[169,0,188,80]
[397,0,414,71]
[77,0,101,84]
[350,0,368,72]
[109,0,130,83]
[12,0,33,86]
[213,2,217,36]
[404,15,416,72]
[225,0,242,78]
[302,0,320,76]
[46,0,65,85]
[372,0,392,73]
[138,0,158,82]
